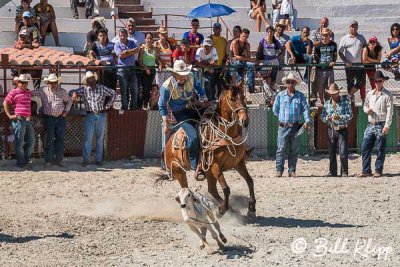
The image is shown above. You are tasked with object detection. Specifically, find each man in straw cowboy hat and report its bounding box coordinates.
[321,83,352,177]
[3,74,35,169]
[69,71,116,167]
[273,72,311,178]
[358,70,393,178]
[158,59,208,178]
[31,73,72,167]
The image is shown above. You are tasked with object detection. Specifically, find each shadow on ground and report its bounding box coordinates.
[0,232,74,244]
[247,216,363,228]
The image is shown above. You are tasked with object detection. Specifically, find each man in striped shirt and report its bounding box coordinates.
[3,74,35,169]
[31,73,72,167]
[273,72,311,177]
[69,71,116,167]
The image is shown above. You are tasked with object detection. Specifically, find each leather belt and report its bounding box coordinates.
[328,125,347,130]
[369,121,385,126]
[279,122,299,128]
[86,110,105,115]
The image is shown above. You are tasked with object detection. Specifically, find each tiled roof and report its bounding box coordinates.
[0,47,100,66]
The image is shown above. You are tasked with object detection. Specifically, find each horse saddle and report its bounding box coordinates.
[172,127,187,150]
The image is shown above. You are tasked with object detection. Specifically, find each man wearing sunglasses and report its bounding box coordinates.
[359,71,393,178]
[273,72,311,178]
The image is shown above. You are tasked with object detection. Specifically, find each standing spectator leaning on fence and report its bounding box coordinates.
[15,0,36,35]
[314,28,337,105]
[88,28,117,90]
[383,23,400,80]
[273,72,311,178]
[362,36,382,90]
[182,19,204,63]
[256,26,283,91]
[230,28,256,93]
[338,20,367,104]
[31,74,72,167]
[138,32,160,109]
[210,22,228,100]
[114,28,138,112]
[172,38,193,65]
[321,83,352,177]
[285,26,313,83]
[34,0,60,46]
[69,71,116,167]
[358,71,393,178]
[249,0,269,32]
[154,26,174,87]
[3,74,35,169]
[195,38,218,101]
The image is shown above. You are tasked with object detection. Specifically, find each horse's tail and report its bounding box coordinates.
[154,172,171,187]
[245,146,255,160]
[154,149,173,187]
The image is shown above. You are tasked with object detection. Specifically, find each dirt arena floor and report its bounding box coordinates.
[0,154,399,266]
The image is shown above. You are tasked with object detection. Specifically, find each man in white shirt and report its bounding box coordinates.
[195,38,219,100]
[359,71,393,178]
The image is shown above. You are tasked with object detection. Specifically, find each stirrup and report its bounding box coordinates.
[194,169,206,181]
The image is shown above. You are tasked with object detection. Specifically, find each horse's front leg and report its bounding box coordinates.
[236,158,256,217]
[206,164,223,203]
[217,173,230,217]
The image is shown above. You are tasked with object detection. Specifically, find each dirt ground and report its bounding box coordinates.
[0,154,399,266]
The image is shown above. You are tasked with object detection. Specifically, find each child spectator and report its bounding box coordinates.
[172,38,193,65]
[15,0,37,36]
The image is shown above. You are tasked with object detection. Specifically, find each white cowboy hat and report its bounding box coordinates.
[167,60,192,76]
[82,71,98,85]
[282,72,301,86]
[13,74,31,83]
[43,73,61,84]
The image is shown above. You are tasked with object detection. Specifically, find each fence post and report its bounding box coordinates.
[164,14,168,29]
[1,54,9,94]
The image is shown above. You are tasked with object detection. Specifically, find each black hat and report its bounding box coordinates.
[373,70,389,81]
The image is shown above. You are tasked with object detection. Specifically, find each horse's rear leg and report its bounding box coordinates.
[236,159,256,217]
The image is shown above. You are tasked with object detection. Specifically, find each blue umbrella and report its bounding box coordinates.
[187,3,236,18]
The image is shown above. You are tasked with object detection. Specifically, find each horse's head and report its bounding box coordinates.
[219,82,249,128]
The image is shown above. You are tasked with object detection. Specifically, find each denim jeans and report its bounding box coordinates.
[44,115,66,163]
[231,61,255,92]
[173,109,201,170]
[361,123,387,174]
[327,128,348,175]
[276,125,300,173]
[117,69,138,110]
[294,54,312,81]
[11,118,35,167]
[83,112,106,163]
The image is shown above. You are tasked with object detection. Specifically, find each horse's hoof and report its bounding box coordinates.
[247,210,256,218]
[220,235,227,244]
[217,206,226,218]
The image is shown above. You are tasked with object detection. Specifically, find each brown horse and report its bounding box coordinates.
[156,83,256,217]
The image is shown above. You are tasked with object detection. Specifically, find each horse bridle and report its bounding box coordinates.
[225,95,248,124]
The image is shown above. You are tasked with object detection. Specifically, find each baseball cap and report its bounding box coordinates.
[369,36,378,42]
[22,11,32,18]
[213,22,222,28]
[350,20,358,26]
[203,38,212,47]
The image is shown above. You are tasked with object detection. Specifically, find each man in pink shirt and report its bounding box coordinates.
[3,74,35,169]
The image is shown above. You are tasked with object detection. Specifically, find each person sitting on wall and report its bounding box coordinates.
[34,0,60,46]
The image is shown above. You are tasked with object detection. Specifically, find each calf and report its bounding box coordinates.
[175,188,227,253]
